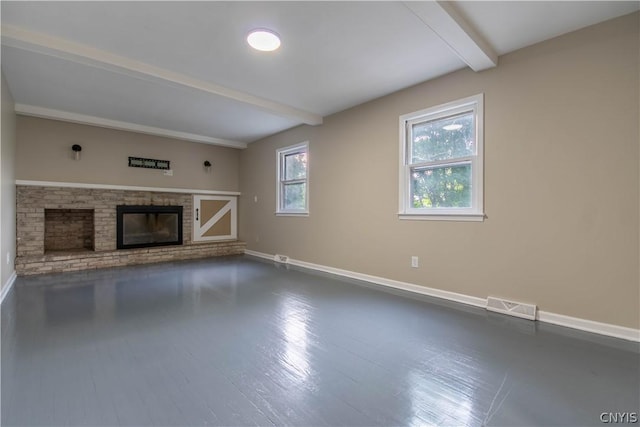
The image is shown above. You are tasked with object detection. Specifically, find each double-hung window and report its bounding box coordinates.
[276,142,309,216]
[399,94,484,221]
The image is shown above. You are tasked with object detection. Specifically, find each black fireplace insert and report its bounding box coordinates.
[116,205,183,250]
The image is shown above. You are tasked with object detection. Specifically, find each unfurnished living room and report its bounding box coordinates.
[0,2,639,426]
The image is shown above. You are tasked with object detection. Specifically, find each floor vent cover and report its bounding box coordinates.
[274,254,289,264]
[486,297,537,320]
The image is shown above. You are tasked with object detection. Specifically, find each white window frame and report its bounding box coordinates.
[398,94,484,221]
[276,141,309,216]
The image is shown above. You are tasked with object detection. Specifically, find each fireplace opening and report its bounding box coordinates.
[116,205,183,250]
[44,209,95,253]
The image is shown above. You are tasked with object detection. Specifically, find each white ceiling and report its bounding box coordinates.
[2,1,638,148]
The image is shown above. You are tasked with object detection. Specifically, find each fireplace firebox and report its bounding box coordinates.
[116,205,183,250]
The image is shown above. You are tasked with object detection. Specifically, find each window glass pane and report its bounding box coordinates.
[283,183,306,210]
[284,152,307,180]
[411,112,474,163]
[411,163,471,208]
[123,213,178,245]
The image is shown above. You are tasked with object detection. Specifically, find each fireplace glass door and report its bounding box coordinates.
[117,205,183,249]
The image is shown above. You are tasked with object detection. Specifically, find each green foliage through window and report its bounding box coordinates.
[284,152,307,180]
[411,164,472,208]
[411,112,475,163]
[409,111,475,209]
[283,182,306,210]
[277,143,309,213]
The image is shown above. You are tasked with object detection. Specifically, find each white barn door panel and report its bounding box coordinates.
[193,195,237,242]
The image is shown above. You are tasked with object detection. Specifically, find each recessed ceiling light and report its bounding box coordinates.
[443,124,463,131]
[247,29,281,52]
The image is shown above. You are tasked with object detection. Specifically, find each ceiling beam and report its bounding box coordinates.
[403,1,498,71]
[2,25,323,126]
[15,104,248,149]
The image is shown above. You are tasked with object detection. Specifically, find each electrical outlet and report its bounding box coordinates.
[254,195,258,203]
[411,256,419,268]
[163,170,173,176]
[6,252,10,265]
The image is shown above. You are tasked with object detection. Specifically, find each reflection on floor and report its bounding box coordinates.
[2,255,638,426]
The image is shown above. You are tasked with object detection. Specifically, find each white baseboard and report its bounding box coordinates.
[1,271,17,304]
[537,310,639,342]
[290,257,487,308]
[244,249,640,342]
[245,250,485,309]
[244,250,274,261]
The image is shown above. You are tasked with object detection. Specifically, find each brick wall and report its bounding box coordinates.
[16,185,244,275]
[44,209,94,251]
[17,186,193,256]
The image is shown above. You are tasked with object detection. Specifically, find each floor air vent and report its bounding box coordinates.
[486,297,537,320]
[274,254,289,264]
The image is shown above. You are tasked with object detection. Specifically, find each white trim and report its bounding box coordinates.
[289,258,486,308]
[399,94,484,221]
[398,213,485,222]
[537,311,640,342]
[16,180,241,196]
[1,271,17,305]
[192,195,238,242]
[402,1,497,71]
[276,141,310,215]
[3,25,323,126]
[244,250,274,261]
[14,104,247,149]
[243,249,640,342]
[244,249,485,308]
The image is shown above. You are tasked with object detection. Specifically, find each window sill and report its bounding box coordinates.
[398,213,485,222]
[275,212,309,217]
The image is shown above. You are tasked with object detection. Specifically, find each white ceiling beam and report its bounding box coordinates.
[15,104,248,149]
[2,25,323,126]
[403,1,498,71]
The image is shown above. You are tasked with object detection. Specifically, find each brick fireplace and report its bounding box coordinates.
[16,184,245,275]
[45,208,95,252]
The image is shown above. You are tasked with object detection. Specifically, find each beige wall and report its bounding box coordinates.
[1,71,17,291]
[16,117,240,192]
[240,13,640,329]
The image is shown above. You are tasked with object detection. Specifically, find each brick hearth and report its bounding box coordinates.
[16,185,245,275]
